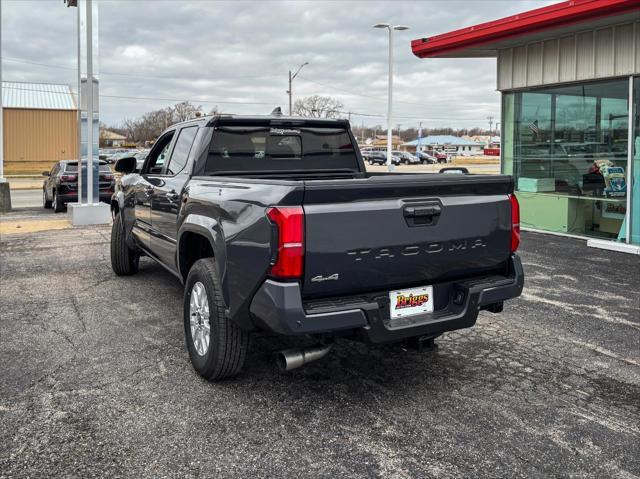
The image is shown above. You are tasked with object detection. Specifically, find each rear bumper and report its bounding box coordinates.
[249,254,524,343]
[57,191,113,204]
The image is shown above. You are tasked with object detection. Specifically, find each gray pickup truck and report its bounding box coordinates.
[110,114,523,381]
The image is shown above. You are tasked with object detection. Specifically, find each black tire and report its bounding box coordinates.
[184,258,249,381]
[43,189,52,209]
[52,190,64,213]
[368,160,374,165]
[110,213,139,276]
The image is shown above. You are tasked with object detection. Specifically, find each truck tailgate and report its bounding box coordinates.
[301,174,514,298]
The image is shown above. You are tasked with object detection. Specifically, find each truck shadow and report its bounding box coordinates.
[136,258,472,403]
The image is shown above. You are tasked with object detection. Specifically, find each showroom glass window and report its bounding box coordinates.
[507,78,630,240]
[632,76,640,246]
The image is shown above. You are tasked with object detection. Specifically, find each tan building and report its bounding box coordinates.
[100,129,127,148]
[370,135,403,149]
[2,81,78,175]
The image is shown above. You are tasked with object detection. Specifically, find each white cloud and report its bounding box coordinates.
[2,0,556,127]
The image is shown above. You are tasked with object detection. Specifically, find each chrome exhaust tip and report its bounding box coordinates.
[276,344,333,371]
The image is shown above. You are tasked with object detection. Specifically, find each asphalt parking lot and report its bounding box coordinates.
[1,224,639,478]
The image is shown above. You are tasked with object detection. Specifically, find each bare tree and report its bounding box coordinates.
[293,95,343,118]
[171,101,203,122]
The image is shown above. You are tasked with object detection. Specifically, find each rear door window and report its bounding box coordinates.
[205,126,359,174]
[165,126,198,175]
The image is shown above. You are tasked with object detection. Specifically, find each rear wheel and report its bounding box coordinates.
[43,190,52,209]
[368,160,374,165]
[110,213,139,276]
[52,191,64,213]
[184,258,249,381]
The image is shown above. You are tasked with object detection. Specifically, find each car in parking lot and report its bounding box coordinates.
[393,150,420,165]
[416,151,437,164]
[132,150,149,171]
[42,160,115,212]
[110,114,523,381]
[363,150,390,165]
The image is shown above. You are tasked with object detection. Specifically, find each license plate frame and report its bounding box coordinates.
[389,285,434,319]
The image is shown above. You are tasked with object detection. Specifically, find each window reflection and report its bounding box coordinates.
[511,79,629,239]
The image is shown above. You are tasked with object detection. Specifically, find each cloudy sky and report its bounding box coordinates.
[3,0,554,129]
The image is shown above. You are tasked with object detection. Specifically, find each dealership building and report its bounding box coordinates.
[412,0,640,254]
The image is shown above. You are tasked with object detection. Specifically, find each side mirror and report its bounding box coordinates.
[115,156,137,174]
[42,171,50,176]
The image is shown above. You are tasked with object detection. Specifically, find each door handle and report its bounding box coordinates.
[165,190,180,201]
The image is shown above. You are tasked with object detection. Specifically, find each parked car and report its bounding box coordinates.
[110,114,523,381]
[363,150,395,166]
[132,151,148,171]
[426,150,450,163]
[393,150,420,165]
[43,160,115,212]
[416,151,437,164]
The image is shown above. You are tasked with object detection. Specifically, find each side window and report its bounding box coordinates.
[146,132,175,174]
[165,127,198,176]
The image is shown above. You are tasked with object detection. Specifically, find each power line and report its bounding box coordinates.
[1,84,278,106]
[1,84,497,122]
[2,56,282,81]
[3,56,491,111]
[296,74,476,107]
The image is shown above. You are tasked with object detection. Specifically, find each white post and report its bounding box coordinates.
[86,0,94,205]
[386,27,393,171]
[67,0,109,225]
[76,4,82,203]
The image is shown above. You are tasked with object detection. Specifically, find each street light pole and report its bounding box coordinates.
[287,62,308,116]
[373,23,408,171]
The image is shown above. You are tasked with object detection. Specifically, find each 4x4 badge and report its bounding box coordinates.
[311,273,339,283]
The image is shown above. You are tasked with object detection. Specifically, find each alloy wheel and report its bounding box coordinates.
[189,281,211,356]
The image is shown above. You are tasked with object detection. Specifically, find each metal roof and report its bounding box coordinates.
[403,135,483,147]
[2,81,77,110]
[411,0,640,58]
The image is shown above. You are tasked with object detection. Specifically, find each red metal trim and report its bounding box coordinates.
[411,0,640,58]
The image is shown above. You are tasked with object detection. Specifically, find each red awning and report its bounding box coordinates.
[411,0,640,59]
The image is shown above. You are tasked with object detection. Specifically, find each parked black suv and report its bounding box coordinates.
[43,160,115,212]
[362,150,401,166]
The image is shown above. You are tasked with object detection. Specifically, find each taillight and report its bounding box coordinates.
[266,206,304,279]
[60,174,77,183]
[509,194,520,253]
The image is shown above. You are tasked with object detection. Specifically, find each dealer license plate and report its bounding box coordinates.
[389,286,434,319]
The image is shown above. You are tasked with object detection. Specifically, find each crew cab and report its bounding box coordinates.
[110,114,523,381]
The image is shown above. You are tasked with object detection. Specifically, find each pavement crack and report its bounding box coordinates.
[70,296,87,332]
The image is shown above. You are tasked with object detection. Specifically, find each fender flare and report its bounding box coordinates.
[177,214,229,305]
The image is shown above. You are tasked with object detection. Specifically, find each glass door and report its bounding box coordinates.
[631,76,639,246]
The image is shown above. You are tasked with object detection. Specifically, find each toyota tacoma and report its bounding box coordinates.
[110,114,524,381]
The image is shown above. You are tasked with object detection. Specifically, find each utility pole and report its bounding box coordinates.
[288,70,292,115]
[287,62,308,116]
[487,116,494,144]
